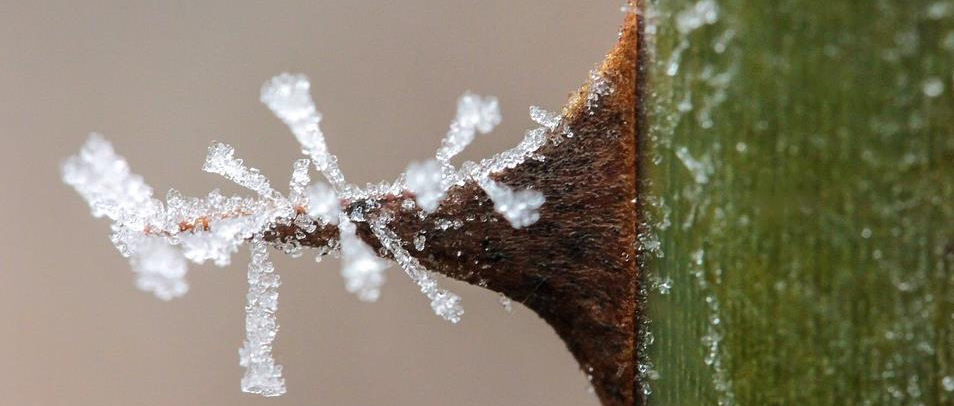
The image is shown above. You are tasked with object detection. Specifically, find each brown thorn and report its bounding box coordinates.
[264,7,639,405]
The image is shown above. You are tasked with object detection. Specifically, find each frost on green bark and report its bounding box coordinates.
[640,1,954,405]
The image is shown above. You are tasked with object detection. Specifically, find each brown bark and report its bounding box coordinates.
[267,8,638,406]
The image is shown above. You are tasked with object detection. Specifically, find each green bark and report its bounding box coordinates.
[641,1,954,404]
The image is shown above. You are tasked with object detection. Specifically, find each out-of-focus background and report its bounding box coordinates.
[0,1,623,405]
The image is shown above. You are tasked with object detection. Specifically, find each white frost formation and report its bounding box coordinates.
[203,142,277,197]
[61,133,158,222]
[261,73,347,191]
[436,92,501,165]
[130,237,189,300]
[370,216,463,323]
[529,105,561,130]
[305,181,341,225]
[239,238,286,397]
[405,159,445,213]
[338,219,388,302]
[478,179,545,229]
[675,0,720,34]
[59,69,602,396]
[288,159,311,206]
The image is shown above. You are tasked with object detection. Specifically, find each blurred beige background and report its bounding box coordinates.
[0,1,622,405]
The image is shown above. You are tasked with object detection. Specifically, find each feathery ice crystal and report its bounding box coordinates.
[60,71,613,396]
[239,238,285,396]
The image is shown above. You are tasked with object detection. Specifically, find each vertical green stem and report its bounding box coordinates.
[641,1,954,404]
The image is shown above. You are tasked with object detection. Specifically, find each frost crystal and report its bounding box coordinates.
[413,233,426,251]
[306,181,341,225]
[130,237,189,301]
[675,0,720,34]
[239,238,286,397]
[478,179,544,228]
[203,142,276,197]
[180,216,258,266]
[435,92,501,164]
[498,294,513,312]
[458,125,549,185]
[529,105,561,130]
[405,159,445,213]
[261,73,346,191]
[586,71,615,113]
[338,219,388,302]
[288,159,311,206]
[371,217,463,323]
[922,77,945,97]
[433,92,502,189]
[61,133,158,222]
[675,146,714,184]
[943,376,954,392]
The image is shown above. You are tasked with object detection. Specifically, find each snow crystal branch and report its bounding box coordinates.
[436,92,501,161]
[203,142,278,198]
[405,159,444,213]
[131,236,189,300]
[370,216,463,323]
[261,73,347,191]
[338,218,388,302]
[239,238,286,396]
[287,159,311,206]
[61,133,158,222]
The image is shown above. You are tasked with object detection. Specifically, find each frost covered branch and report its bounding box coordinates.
[62,74,557,394]
[61,5,638,406]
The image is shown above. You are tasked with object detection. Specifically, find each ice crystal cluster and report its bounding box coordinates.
[60,72,566,396]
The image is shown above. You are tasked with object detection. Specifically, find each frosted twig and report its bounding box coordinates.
[61,7,638,403]
[63,72,557,394]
